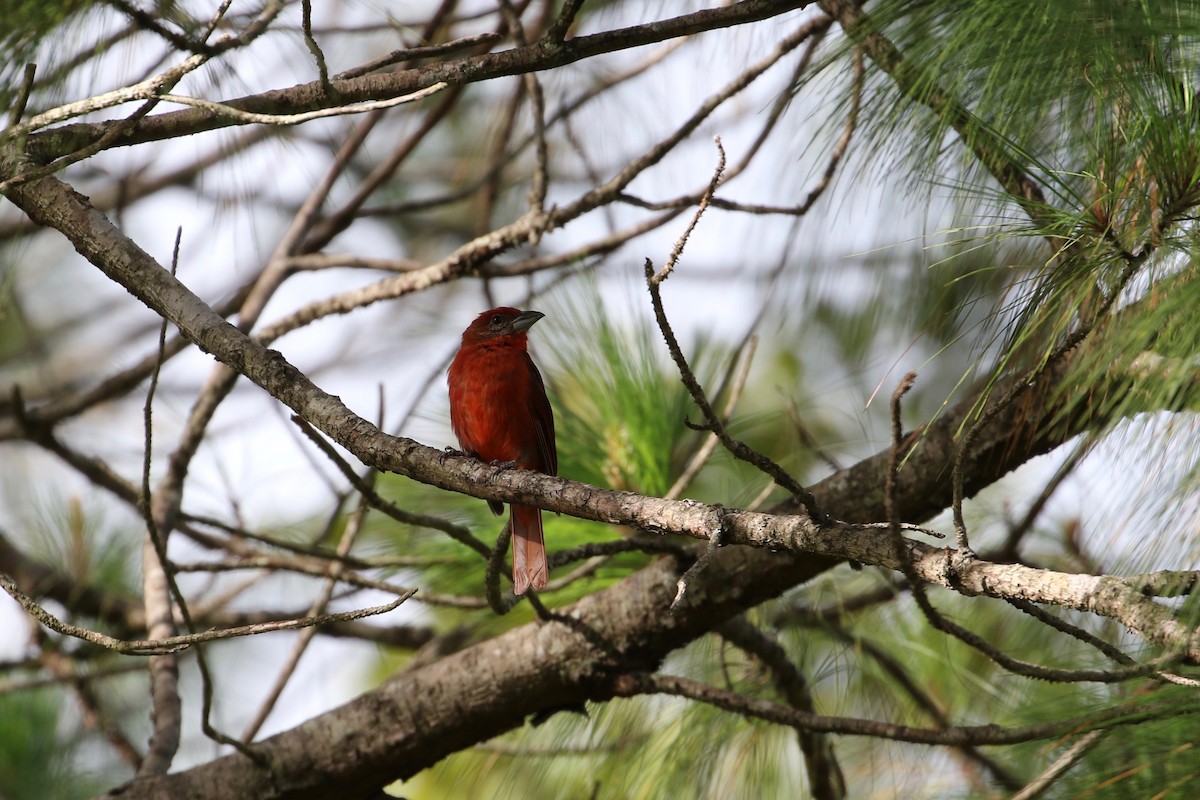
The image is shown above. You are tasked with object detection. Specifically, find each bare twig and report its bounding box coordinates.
[997,442,1089,561]
[885,371,919,579]
[301,0,333,95]
[666,336,758,500]
[1010,730,1107,800]
[104,0,221,55]
[0,571,412,655]
[545,0,586,42]
[137,228,183,777]
[157,83,447,126]
[283,254,425,272]
[486,522,517,615]
[488,209,686,277]
[611,671,1200,746]
[304,85,466,252]
[172,556,486,609]
[645,255,822,518]
[649,137,725,285]
[291,416,490,557]
[7,63,38,128]
[499,0,551,221]
[474,79,526,238]
[333,33,504,80]
[671,511,725,612]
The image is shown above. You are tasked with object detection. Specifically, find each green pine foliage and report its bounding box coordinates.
[0,0,94,52]
[0,0,97,106]
[543,285,722,499]
[819,2,1200,414]
[0,690,109,800]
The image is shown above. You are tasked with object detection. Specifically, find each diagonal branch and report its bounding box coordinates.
[611,671,1200,745]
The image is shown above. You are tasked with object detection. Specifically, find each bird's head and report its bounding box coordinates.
[461,307,546,345]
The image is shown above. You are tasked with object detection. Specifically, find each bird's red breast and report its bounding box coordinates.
[448,307,555,475]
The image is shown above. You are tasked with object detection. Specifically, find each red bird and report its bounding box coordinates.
[448,307,556,595]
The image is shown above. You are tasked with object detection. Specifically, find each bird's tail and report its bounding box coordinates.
[510,504,547,595]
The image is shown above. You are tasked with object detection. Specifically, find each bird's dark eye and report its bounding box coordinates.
[490,315,503,325]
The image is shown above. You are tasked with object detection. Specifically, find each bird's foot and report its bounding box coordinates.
[944,545,977,586]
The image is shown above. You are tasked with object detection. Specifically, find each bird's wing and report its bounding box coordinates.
[525,353,557,476]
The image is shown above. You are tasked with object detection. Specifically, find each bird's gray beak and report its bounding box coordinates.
[511,310,545,333]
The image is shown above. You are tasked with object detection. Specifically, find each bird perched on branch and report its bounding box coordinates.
[448,307,557,594]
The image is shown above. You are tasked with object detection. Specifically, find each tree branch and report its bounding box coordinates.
[27,1,818,161]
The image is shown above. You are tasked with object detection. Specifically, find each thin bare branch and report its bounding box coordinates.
[137,227,183,777]
[645,254,822,518]
[0,571,412,656]
[157,83,448,126]
[650,136,725,285]
[611,671,1200,746]
[7,63,37,127]
[301,0,333,95]
[333,33,505,81]
[1010,730,1107,800]
[240,479,374,743]
[666,336,758,499]
[290,416,490,557]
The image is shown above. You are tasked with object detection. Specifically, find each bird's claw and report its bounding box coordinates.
[947,546,977,581]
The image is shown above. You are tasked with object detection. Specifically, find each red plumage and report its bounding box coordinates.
[447,307,556,594]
